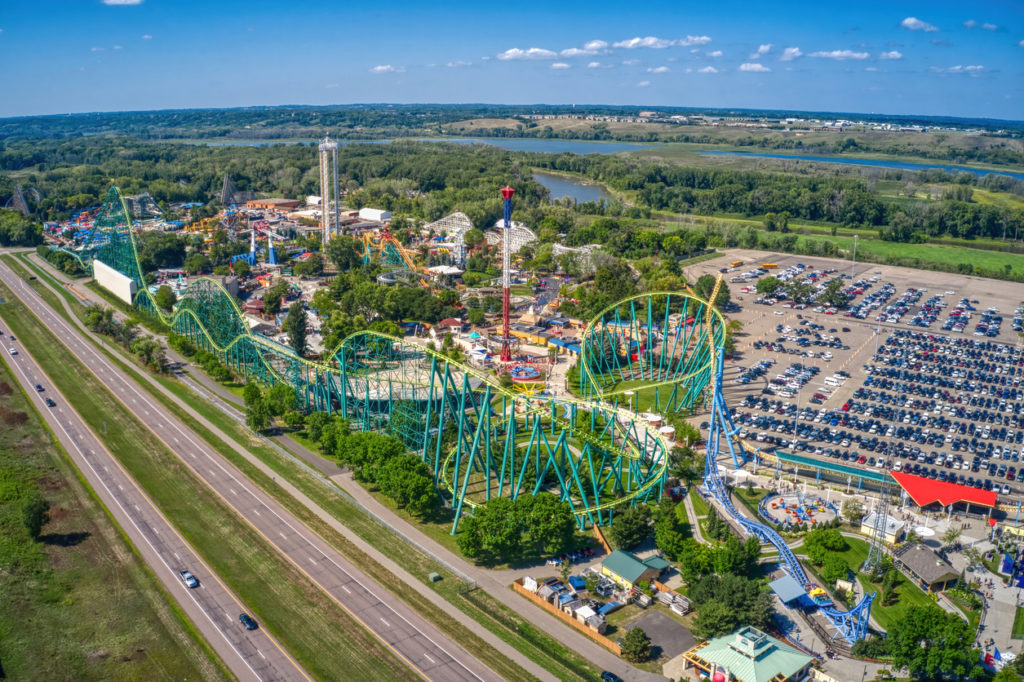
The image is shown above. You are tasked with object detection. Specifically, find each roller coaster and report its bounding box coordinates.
[59,186,874,644]
[57,187,726,531]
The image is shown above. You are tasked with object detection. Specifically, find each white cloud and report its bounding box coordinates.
[739,62,770,72]
[560,48,595,57]
[698,66,719,73]
[963,20,977,28]
[369,64,403,73]
[780,47,803,61]
[879,50,902,60]
[497,47,557,60]
[647,65,670,73]
[622,59,640,66]
[679,35,712,46]
[1019,39,1024,47]
[112,45,122,50]
[141,34,152,39]
[932,65,984,75]
[636,80,650,87]
[614,36,674,49]
[102,0,143,4]
[446,60,471,67]
[901,17,939,32]
[810,49,869,60]
[90,46,105,52]
[587,61,601,68]
[865,67,879,72]
[707,50,723,57]
[749,43,771,59]
[584,39,609,51]
[551,62,570,70]
[982,23,998,31]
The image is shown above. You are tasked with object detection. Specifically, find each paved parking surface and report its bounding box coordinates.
[631,610,695,660]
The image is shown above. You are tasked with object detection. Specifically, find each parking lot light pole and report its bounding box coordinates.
[851,234,858,278]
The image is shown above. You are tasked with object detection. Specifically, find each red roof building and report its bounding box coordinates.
[890,471,997,510]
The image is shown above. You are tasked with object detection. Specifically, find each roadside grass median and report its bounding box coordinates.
[0,353,229,682]
[0,280,416,682]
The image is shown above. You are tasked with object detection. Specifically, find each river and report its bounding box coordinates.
[532,172,612,204]
[699,151,1024,181]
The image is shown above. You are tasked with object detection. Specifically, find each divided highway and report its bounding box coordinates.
[0,315,307,681]
[0,263,498,682]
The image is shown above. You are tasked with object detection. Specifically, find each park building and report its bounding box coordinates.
[682,626,814,682]
[859,512,906,545]
[893,544,960,593]
[599,550,671,590]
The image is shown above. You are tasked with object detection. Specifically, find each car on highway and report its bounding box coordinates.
[45,398,56,407]
[8,347,16,355]
[35,384,44,392]
[239,613,258,630]
[179,570,199,588]
[601,673,624,682]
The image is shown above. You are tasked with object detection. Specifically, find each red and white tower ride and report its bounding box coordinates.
[500,186,515,363]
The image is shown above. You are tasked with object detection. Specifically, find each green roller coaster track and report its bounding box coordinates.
[60,187,722,531]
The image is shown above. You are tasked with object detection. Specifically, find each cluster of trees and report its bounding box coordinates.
[802,528,850,584]
[36,245,85,276]
[0,209,43,246]
[310,271,457,350]
[607,504,652,550]
[879,605,977,680]
[652,498,691,560]
[676,533,762,585]
[83,305,166,372]
[689,573,774,639]
[455,493,577,565]
[168,332,236,383]
[242,381,300,434]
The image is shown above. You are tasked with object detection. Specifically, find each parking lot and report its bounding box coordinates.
[683,250,1024,500]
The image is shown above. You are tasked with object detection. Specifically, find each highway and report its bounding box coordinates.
[0,262,498,682]
[0,314,307,681]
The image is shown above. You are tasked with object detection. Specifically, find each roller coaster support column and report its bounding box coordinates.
[709,345,744,469]
[500,186,514,363]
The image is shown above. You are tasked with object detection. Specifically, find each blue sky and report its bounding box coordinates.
[1,0,1022,120]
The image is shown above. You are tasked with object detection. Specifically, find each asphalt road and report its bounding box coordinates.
[0,263,497,682]
[0,317,306,681]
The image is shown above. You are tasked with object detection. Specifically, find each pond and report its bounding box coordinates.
[699,151,1024,181]
[532,171,612,204]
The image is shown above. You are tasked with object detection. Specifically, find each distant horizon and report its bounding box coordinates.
[1,0,1021,120]
[3,102,1022,127]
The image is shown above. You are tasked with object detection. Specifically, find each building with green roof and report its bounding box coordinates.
[599,550,669,590]
[683,626,813,682]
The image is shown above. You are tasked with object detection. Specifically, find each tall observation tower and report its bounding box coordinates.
[500,186,515,363]
[318,136,340,246]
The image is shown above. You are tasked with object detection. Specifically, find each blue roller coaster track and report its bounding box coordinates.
[702,344,874,644]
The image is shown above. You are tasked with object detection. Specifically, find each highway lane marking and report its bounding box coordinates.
[117,484,124,491]
[308,556,317,565]
[423,654,435,664]
[341,585,351,594]
[380,617,391,628]
[258,649,266,660]
[174,552,181,561]
[278,532,288,541]
[229,488,237,496]
[253,508,261,516]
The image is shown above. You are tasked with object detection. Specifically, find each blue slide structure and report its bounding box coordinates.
[701,345,874,643]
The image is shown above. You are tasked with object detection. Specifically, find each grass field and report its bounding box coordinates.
[0,354,228,682]
[1013,606,1024,640]
[11,257,600,682]
[689,488,710,518]
[0,281,417,681]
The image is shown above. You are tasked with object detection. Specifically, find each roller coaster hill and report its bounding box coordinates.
[59,187,871,646]
[54,187,725,531]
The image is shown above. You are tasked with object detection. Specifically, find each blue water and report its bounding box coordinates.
[533,172,611,204]
[418,138,661,154]
[699,151,1024,181]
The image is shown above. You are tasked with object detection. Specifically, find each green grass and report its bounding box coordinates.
[1012,607,1024,640]
[12,259,599,682]
[0,354,229,682]
[689,488,710,518]
[0,281,416,681]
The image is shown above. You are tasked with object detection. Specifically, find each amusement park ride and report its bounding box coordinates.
[56,185,874,644]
